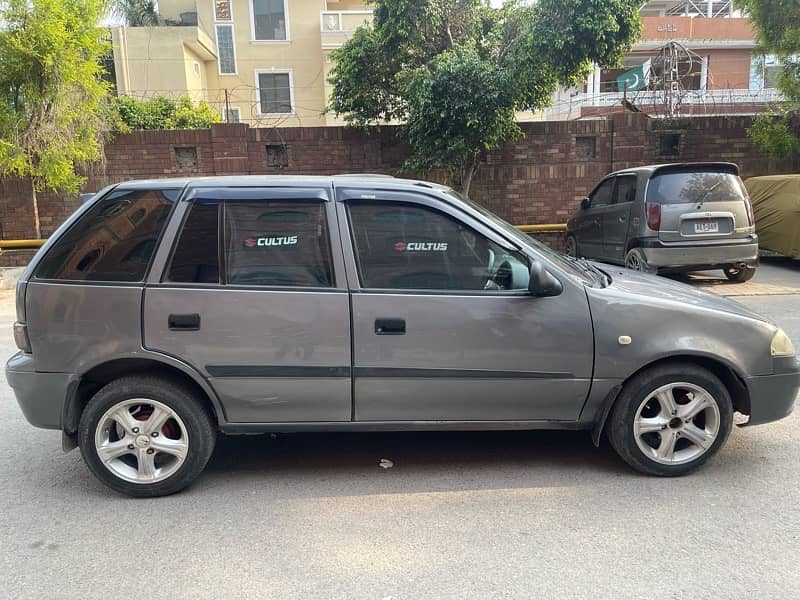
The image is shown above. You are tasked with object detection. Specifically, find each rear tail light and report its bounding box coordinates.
[13,322,31,353]
[646,202,661,230]
[745,198,755,226]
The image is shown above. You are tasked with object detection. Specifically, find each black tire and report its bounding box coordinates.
[606,363,733,476]
[78,375,216,497]
[565,234,579,258]
[723,265,756,283]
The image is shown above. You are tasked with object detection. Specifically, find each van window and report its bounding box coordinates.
[167,201,220,284]
[36,188,176,282]
[647,171,747,205]
[347,201,529,291]
[224,201,333,287]
[590,178,614,207]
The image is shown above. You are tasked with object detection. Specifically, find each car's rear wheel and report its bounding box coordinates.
[78,375,216,497]
[565,234,579,258]
[723,265,756,283]
[624,248,657,274]
[607,363,733,476]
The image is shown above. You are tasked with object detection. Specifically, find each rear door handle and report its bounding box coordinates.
[168,313,201,331]
[619,216,626,222]
[375,318,406,335]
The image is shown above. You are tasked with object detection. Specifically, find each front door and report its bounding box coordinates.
[603,174,637,264]
[336,188,594,423]
[577,177,615,260]
[144,187,352,423]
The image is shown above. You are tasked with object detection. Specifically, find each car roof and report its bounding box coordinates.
[113,174,453,194]
[610,162,739,177]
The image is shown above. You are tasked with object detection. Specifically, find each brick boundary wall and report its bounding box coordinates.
[1,112,798,266]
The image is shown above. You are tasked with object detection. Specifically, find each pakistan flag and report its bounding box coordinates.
[617,61,650,92]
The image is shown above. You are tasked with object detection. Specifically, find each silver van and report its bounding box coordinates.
[6,176,798,496]
[565,163,759,281]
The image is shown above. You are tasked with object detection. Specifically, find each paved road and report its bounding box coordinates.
[1,261,799,599]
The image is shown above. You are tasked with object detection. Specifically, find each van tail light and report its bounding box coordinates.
[745,198,755,226]
[13,322,31,353]
[646,202,661,230]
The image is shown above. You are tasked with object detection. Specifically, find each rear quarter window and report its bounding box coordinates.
[35,188,177,282]
[647,171,747,205]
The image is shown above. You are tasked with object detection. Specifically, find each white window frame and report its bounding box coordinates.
[249,0,290,43]
[223,106,241,123]
[213,0,233,21]
[215,23,238,76]
[255,68,294,116]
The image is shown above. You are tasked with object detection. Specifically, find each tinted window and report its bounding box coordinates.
[348,202,530,291]
[167,201,220,284]
[590,178,614,208]
[224,201,333,287]
[36,189,176,282]
[647,171,747,205]
[614,175,637,205]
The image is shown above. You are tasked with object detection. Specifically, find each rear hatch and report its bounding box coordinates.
[646,164,754,243]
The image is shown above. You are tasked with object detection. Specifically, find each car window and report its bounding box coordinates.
[347,201,530,291]
[35,188,176,282]
[167,200,220,284]
[590,178,614,208]
[224,200,333,287]
[614,175,637,205]
[647,171,747,205]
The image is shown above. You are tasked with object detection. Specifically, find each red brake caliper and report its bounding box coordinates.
[133,406,178,438]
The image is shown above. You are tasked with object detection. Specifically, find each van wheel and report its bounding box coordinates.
[606,363,733,476]
[624,248,657,274]
[78,375,216,497]
[565,234,579,258]
[723,265,756,283]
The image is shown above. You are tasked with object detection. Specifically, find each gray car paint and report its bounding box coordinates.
[5,175,799,439]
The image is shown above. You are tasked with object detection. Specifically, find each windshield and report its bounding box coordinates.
[647,171,747,205]
[446,190,589,281]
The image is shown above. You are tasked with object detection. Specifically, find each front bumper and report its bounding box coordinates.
[641,240,759,269]
[6,352,69,430]
[743,356,800,426]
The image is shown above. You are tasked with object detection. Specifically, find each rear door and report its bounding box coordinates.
[143,186,352,424]
[336,187,594,423]
[603,174,637,264]
[648,166,754,243]
[576,177,615,260]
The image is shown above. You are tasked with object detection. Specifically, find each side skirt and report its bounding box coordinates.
[221,420,592,434]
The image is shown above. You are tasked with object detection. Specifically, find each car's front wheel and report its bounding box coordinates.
[606,363,733,476]
[565,234,579,258]
[723,265,756,283]
[78,375,216,497]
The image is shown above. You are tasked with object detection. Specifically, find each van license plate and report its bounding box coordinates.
[694,222,719,233]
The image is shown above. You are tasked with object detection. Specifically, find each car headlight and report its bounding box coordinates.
[771,329,795,357]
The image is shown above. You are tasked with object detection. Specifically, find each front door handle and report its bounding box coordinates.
[375,318,406,335]
[168,313,201,331]
[619,216,627,223]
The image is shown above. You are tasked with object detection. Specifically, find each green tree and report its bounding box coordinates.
[327,0,642,194]
[0,0,114,192]
[114,95,222,130]
[110,0,159,26]
[738,0,800,158]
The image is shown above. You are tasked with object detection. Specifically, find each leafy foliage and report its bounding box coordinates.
[0,0,114,192]
[739,0,800,157]
[114,96,222,130]
[110,0,159,26]
[327,0,642,193]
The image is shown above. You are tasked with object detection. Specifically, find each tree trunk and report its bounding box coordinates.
[460,155,479,198]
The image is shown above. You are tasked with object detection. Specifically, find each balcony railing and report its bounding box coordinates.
[320,10,373,33]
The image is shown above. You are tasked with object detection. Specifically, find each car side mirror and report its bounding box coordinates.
[528,261,563,297]
[580,197,591,210]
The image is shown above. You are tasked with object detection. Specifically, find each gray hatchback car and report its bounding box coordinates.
[7,175,799,497]
[565,163,759,281]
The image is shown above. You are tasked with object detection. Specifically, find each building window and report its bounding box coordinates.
[223,107,241,123]
[214,0,232,20]
[658,133,682,157]
[750,54,782,91]
[215,24,236,75]
[256,71,292,114]
[575,136,596,160]
[251,0,287,41]
[266,144,289,168]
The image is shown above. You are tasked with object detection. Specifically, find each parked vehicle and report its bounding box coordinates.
[744,174,800,260]
[7,176,798,496]
[565,163,759,282]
